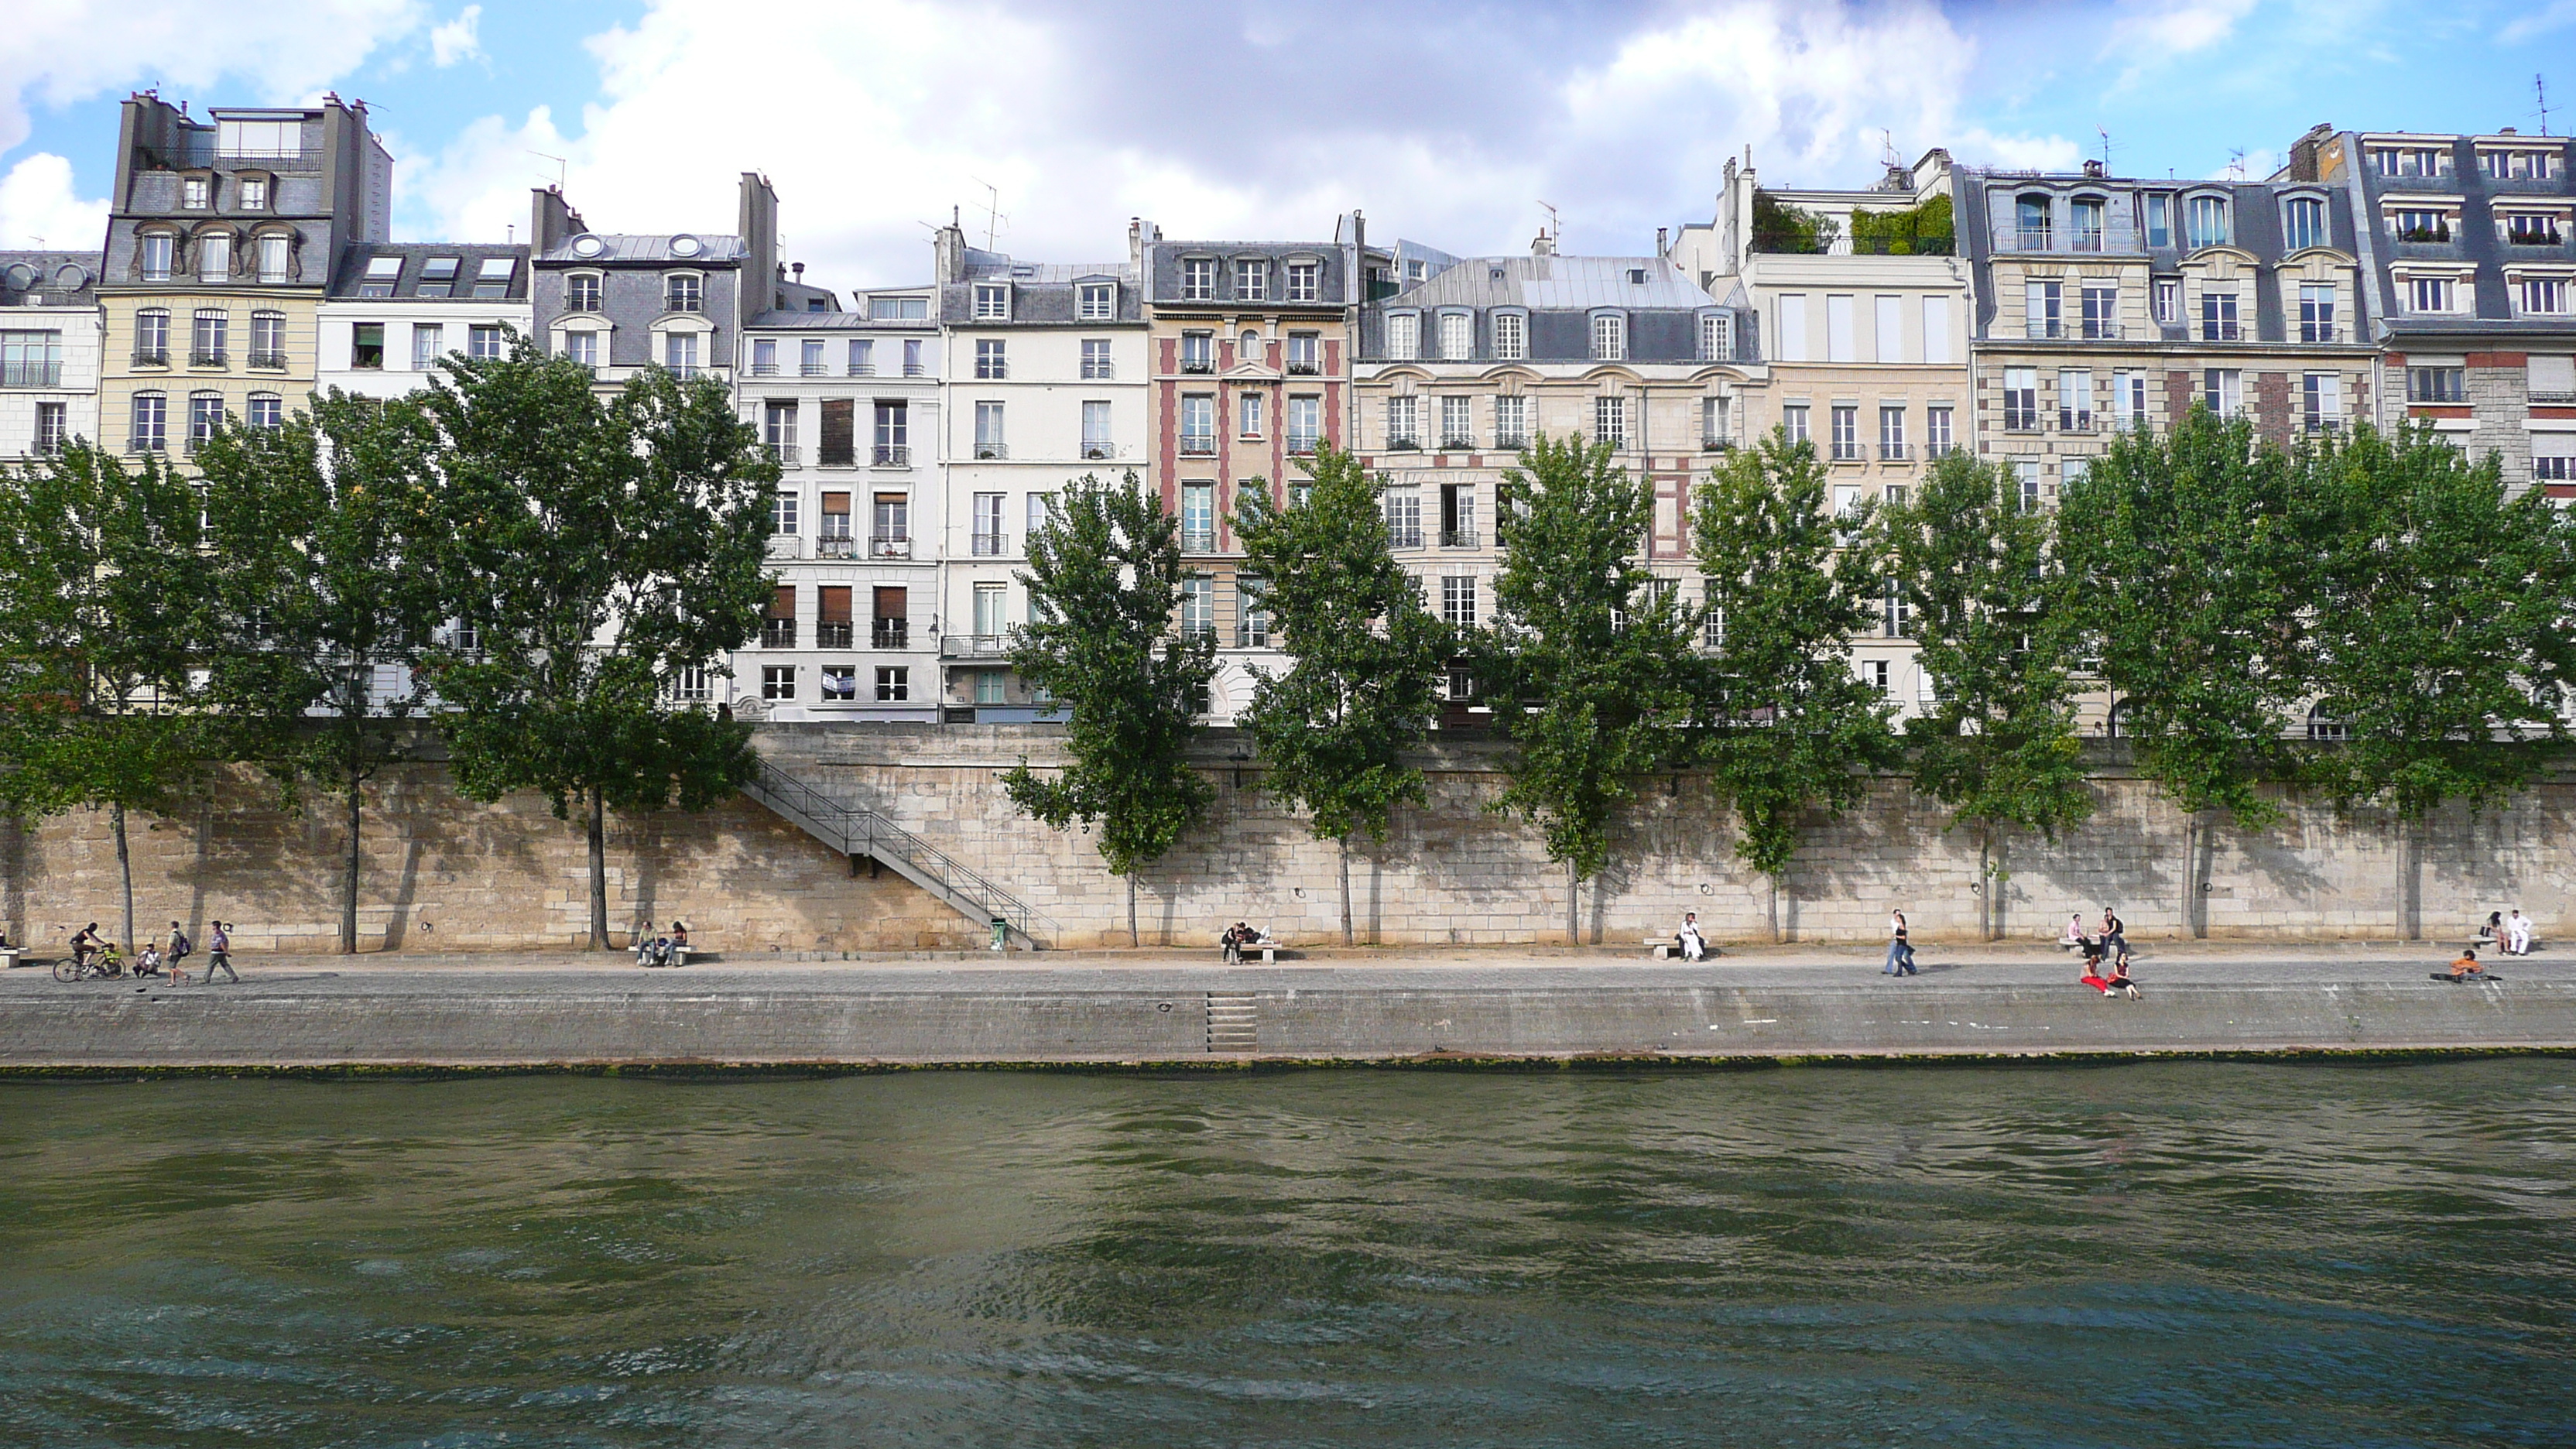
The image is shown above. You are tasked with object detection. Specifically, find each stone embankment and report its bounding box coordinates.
[4,946,2567,1069]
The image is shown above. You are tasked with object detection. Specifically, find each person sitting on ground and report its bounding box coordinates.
[1675,912,1708,962]
[134,941,163,977]
[2100,955,2139,999]
[2442,948,2492,981]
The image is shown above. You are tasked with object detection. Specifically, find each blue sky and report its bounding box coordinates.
[3,0,2571,289]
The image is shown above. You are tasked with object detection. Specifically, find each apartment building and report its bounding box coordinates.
[1672,150,1971,717]
[98,94,390,461]
[933,220,1146,722]
[1142,224,1359,719]
[314,242,531,399]
[0,252,103,459]
[528,176,755,390]
[2297,125,2576,495]
[1354,227,1766,713]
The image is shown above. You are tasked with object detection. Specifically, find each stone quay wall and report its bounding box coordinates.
[0,722,2567,954]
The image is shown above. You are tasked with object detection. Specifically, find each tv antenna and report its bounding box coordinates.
[1879,128,1902,170]
[2227,147,2247,180]
[1537,199,1560,244]
[526,150,567,189]
[2537,74,2554,136]
[2096,123,2115,171]
[969,178,1008,251]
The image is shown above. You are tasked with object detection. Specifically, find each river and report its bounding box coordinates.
[1,1061,2569,1446]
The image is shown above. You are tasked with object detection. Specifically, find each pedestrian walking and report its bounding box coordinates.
[166,921,191,978]
[1882,909,1917,976]
[200,920,238,984]
[2506,909,2533,956]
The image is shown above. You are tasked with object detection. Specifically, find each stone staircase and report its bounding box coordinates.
[1205,992,1259,1052]
[742,756,1046,950]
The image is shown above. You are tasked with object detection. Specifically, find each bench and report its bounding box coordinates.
[0,947,19,971]
[2463,938,2541,955]
[1221,935,1277,964]
[1646,936,1715,961]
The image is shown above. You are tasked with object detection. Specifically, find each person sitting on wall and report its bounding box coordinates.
[2061,913,2086,950]
[670,920,689,952]
[1675,912,1708,962]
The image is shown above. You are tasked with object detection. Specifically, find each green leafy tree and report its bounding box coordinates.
[406,343,775,949]
[1848,194,1955,255]
[1751,189,1841,254]
[2057,406,2307,936]
[1481,432,1700,944]
[195,395,445,954]
[2295,424,2576,932]
[0,442,216,956]
[1234,446,1449,944]
[1875,450,2092,938]
[1693,427,1899,940]
[1005,471,1218,946]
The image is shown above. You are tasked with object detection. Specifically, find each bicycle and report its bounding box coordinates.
[52,942,125,982]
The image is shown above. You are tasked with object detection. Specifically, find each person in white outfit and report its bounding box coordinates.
[1676,912,1707,962]
[2506,909,2533,956]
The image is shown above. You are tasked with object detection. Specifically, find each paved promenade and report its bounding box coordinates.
[2,937,2567,1068]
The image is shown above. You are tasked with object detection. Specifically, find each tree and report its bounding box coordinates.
[1874,450,2092,939]
[406,342,775,949]
[2294,424,2576,933]
[2057,406,2307,936]
[1693,428,1899,940]
[1005,471,1218,946]
[1233,445,1449,944]
[1481,432,1700,944]
[195,394,445,954]
[0,442,217,956]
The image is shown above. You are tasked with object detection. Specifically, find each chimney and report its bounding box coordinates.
[738,172,780,328]
[529,185,583,255]
[2288,122,2334,182]
[934,210,968,284]
[1532,228,1555,257]
[2081,158,2106,179]
[792,262,805,282]
[1129,216,1145,268]
[1656,226,1669,255]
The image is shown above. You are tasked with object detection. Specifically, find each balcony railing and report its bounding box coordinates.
[972,530,1009,557]
[761,622,796,649]
[1180,622,1218,643]
[848,362,875,376]
[1286,360,1320,375]
[1927,441,1959,458]
[1439,529,1479,549]
[872,621,909,649]
[903,362,927,377]
[0,363,63,387]
[1235,622,1271,649]
[29,435,65,457]
[940,633,1016,660]
[665,294,705,313]
[2058,410,2095,433]
[748,361,779,376]
[817,534,856,559]
[248,350,287,370]
[1879,442,1911,461]
[766,533,802,559]
[818,445,855,468]
[1830,443,1863,461]
[1180,434,1217,456]
[128,433,166,454]
[2026,320,2065,340]
[974,442,1008,460]
[2201,320,2242,341]
[1081,364,1115,381]
[765,443,800,464]
[870,535,913,559]
[1081,440,1118,461]
[801,361,829,377]
[2003,409,2041,432]
[816,622,855,649]
[2016,227,2055,250]
[2078,321,2122,341]
[1494,433,1530,451]
[132,348,169,366]
[1288,435,1320,454]
[873,445,911,467]
[1389,526,1424,549]
[1181,528,1217,552]
[1438,434,1475,451]
[1180,358,1214,374]
[1385,434,1421,451]
[2299,326,2350,344]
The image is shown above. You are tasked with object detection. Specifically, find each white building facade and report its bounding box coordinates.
[314,242,533,400]
[0,253,104,460]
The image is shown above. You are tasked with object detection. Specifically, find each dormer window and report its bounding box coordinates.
[2015,194,2053,248]
[474,257,514,298]
[197,232,231,284]
[665,273,703,313]
[359,255,401,297]
[2184,194,2230,248]
[182,177,209,210]
[1385,311,1419,361]
[1180,257,1215,302]
[566,273,601,311]
[2369,146,2451,178]
[417,257,460,296]
[1591,312,1627,361]
[1437,311,1471,361]
[973,282,1009,320]
[2482,149,2560,181]
[1625,267,1647,285]
[140,233,174,283]
[1077,280,1114,319]
[1286,259,1319,302]
[2071,197,2106,252]
[2390,207,2453,242]
[2282,196,2326,251]
[1236,259,1268,301]
[255,232,289,284]
[1492,310,1526,361]
[238,177,268,210]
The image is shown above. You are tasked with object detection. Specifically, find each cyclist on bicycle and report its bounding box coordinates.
[70,923,102,970]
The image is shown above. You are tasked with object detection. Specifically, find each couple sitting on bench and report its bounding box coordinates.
[1221,922,1273,964]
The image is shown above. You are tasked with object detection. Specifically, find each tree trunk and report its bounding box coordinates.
[111,802,135,960]
[1126,872,1139,948]
[1976,826,1994,942]
[1567,858,1580,946]
[1992,831,2008,942]
[587,786,609,951]
[2399,814,2421,943]
[2184,814,2204,941]
[1768,872,1781,944]
[1338,835,1354,947]
[341,779,363,954]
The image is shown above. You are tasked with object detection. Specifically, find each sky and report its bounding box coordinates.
[2,0,2571,289]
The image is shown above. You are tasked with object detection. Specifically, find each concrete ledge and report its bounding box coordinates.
[2,979,2567,1069]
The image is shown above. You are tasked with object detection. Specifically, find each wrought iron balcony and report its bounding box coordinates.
[1830,442,1863,461]
[664,293,704,313]
[1180,528,1218,553]
[248,350,288,370]
[1439,529,1479,549]
[817,445,856,468]
[748,361,779,376]
[870,535,913,559]
[1235,622,1271,649]
[1081,440,1118,461]
[190,348,228,368]
[2026,320,2065,340]
[1385,434,1421,452]
[940,632,1016,660]
[972,530,1009,557]
[132,348,169,366]
[1494,433,1529,450]
[816,622,855,649]
[2078,321,2122,340]
[128,433,166,454]
[2058,410,2095,433]
[1180,434,1217,456]
[1287,435,1320,455]
[800,361,829,377]
[1180,358,1215,374]
[1286,360,1320,375]
[761,621,797,649]
[1701,434,1733,452]
[1879,442,1912,461]
[1388,526,1424,549]
[817,535,856,559]
[2201,320,2242,341]
[765,443,800,464]
[1438,434,1475,451]
[872,444,911,467]
[847,361,875,375]
[872,620,909,649]
[903,362,927,377]
[974,442,1009,460]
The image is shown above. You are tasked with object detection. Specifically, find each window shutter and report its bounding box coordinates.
[819,587,852,624]
[767,586,795,619]
[819,398,855,464]
[873,587,908,619]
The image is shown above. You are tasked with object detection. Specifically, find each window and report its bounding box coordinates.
[814,666,856,703]
[2002,368,2039,430]
[564,331,598,368]
[1442,575,1478,629]
[412,323,444,370]
[33,401,65,454]
[801,338,826,377]
[1386,395,1420,449]
[240,392,285,433]
[2153,278,2180,324]
[218,118,300,158]
[2200,289,2239,341]
[1495,395,1529,448]
[831,339,865,377]
[2407,366,2465,403]
[971,669,1006,706]
[818,492,851,548]
[971,581,1011,639]
[1286,261,1319,302]
[748,338,779,376]
[1180,577,1215,637]
[1440,482,1477,546]
[2025,279,2063,339]
[468,324,503,360]
[2081,284,2118,340]
[1386,313,1419,361]
[2112,372,2150,430]
[1879,406,1906,459]
[0,329,62,386]
[2013,459,2040,514]
[665,274,703,313]
[974,338,1005,380]
[2302,372,2341,432]
[1181,331,1214,372]
[1181,258,1216,301]
[358,255,400,296]
[762,666,796,701]
[1829,404,1859,461]
[2506,214,2566,246]
[2370,146,2450,178]
[242,310,283,369]
[1873,296,1903,363]
[904,339,924,376]
[764,401,800,459]
[188,392,224,447]
[2058,369,2094,432]
[2307,704,2346,741]
[771,489,799,536]
[1288,396,1321,453]
[1026,492,1053,540]
[1591,312,1625,361]
[1703,396,1732,449]
[1240,392,1266,438]
[663,331,699,376]
[876,667,911,702]
[2521,279,2571,316]
[1077,281,1115,319]
[2300,284,2337,343]
[1080,399,1114,458]
[1439,311,1471,361]
[873,495,910,557]
[140,234,173,283]
[2201,368,2242,416]
[1286,331,1320,374]
[2283,197,2326,252]
[2060,457,2090,492]
[869,295,930,321]
[1239,328,1262,366]
[972,282,1009,321]
[2409,276,2455,313]
[1384,488,1422,547]
[1922,296,1951,363]
[467,257,512,300]
[1492,312,1526,361]
[197,232,231,284]
[1776,295,1807,360]
[255,233,289,283]
[1180,481,1216,553]
[135,308,171,364]
[2537,453,2574,482]
[1701,311,1732,361]
[129,392,166,452]
[874,402,910,464]
[2016,194,2053,249]
[1236,579,1271,647]
[971,399,1006,459]
[1826,295,1855,361]
[2071,197,2106,252]
[1782,403,1810,446]
[1235,258,1268,301]
[1596,395,1629,448]
[1926,405,1954,456]
[1882,579,1911,637]
[1438,395,1471,448]
[182,176,209,210]
[1061,339,1107,384]
[567,273,601,311]
[2184,194,2229,248]
[2484,149,2559,180]
[2390,208,2452,243]
[351,323,384,370]
[1181,394,1217,453]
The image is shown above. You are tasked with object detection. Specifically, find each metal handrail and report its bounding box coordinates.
[746,758,1043,941]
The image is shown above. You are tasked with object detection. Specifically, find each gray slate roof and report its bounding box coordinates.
[1386,255,1709,310]
[536,234,746,265]
[0,251,103,305]
[327,242,531,300]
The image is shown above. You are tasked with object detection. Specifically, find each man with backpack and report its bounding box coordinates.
[166,921,192,981]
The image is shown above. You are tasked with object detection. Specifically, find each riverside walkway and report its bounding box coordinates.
[3,940,2568,1067]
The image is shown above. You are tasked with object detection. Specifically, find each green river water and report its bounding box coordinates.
[0,1061,2570,1447]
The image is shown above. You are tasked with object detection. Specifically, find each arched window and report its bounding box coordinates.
[2282,196,2327,252]
[2016,194,2054,248]
[2307,703,2347,741]
[2185,194,2232,248]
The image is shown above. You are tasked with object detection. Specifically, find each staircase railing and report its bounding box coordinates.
[744,757,1045,947]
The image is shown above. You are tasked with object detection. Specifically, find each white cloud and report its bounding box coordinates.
[2105,0,2259,55]
[0,0,426,155]
[430,5,484,67]
[0,152,108,251]
[2500,0,2576,41]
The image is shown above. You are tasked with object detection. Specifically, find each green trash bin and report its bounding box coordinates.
[990,917,1008,952]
